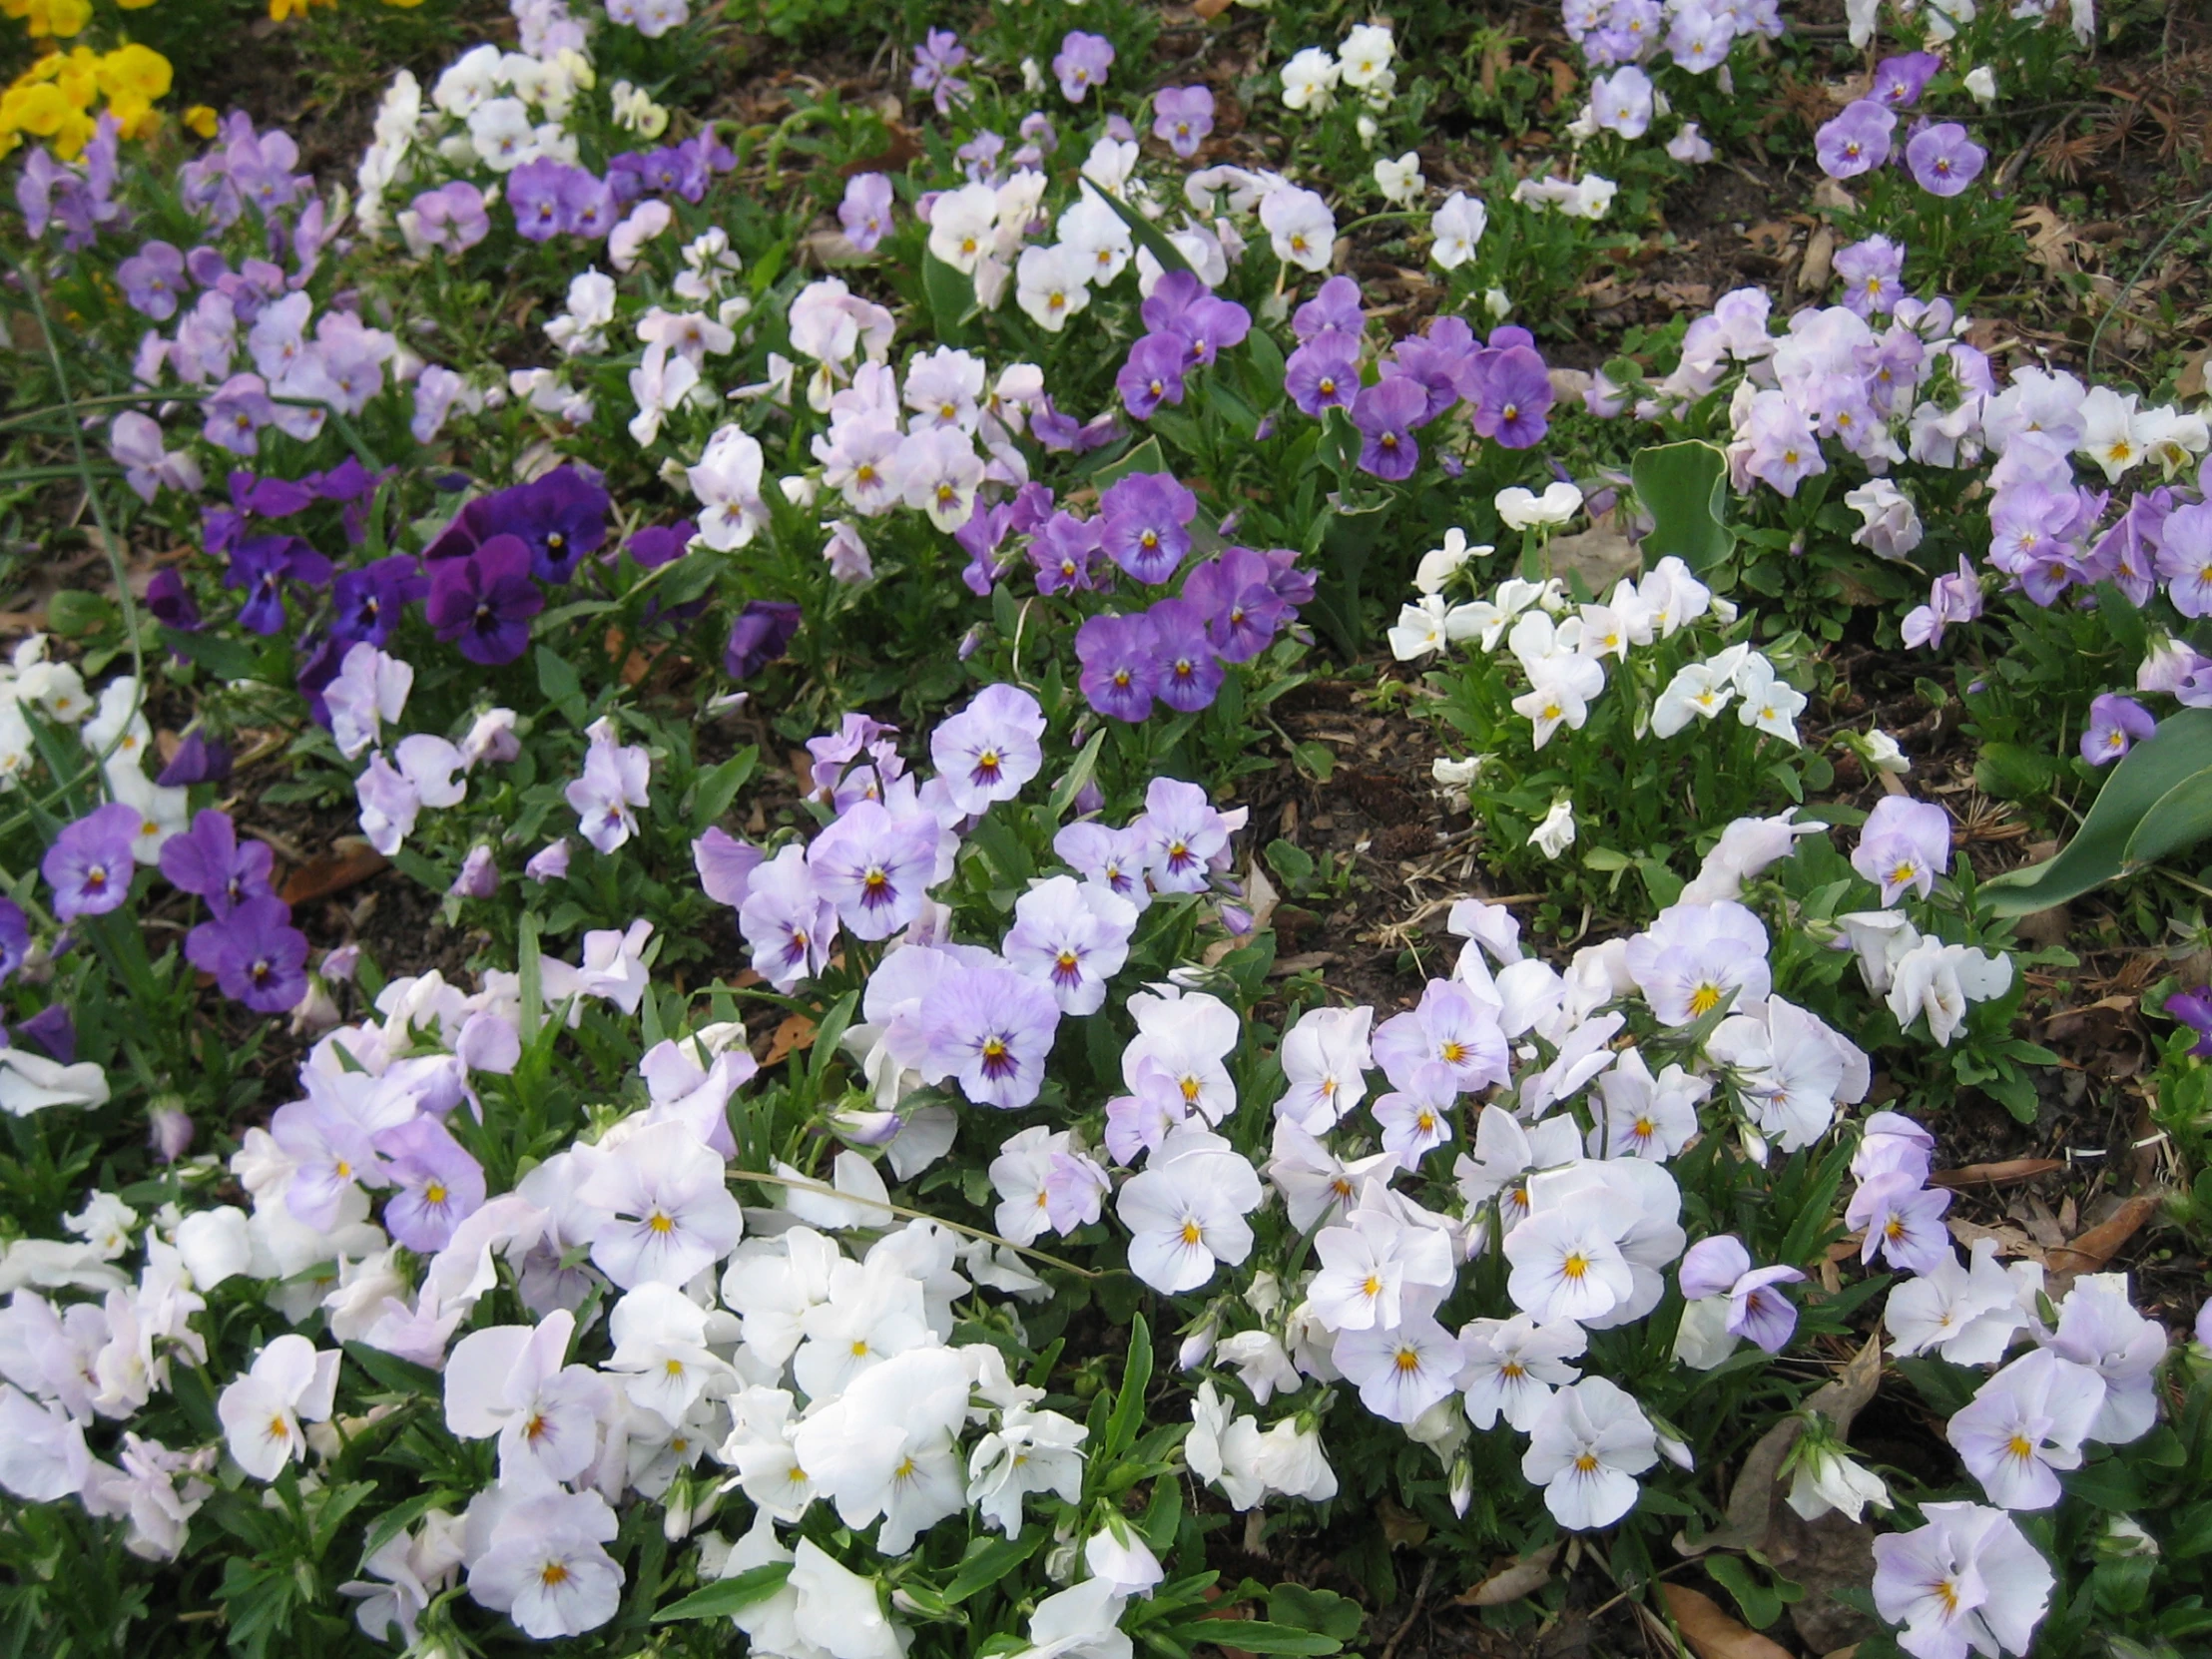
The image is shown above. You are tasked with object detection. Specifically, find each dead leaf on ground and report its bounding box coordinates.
[1660,1585,1795,1659]
[2015,206,2082,275]
[1457,1540,1562,1606]
[1546,527,1641,592]
[1798,226,1837,293]
[1929,1159,2066,1190]
[1378,1496,1429,1548]
[1192,0,1236,17]
[1946,1217,2046,1264]
[279,842,389,907]
[2178,346,2211,402]
[2046,1193,2160,1279]
[765,1013,818,1066]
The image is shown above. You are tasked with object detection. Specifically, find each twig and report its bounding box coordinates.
[725,1168,1107,1280]
[1378,1558,1437,1659]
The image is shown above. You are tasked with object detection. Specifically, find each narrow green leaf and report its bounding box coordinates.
[1100,1314,1153,1466]
[922,251,974,347]
[651,1562,795,1622]
[1091,185,1196,279]
[942,1529,1045,1603]
[1180,1619,1342,1654]
[1048,729,1108,821]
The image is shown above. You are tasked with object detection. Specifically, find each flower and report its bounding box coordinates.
[1816,99,1896,178]
[1872,1502,2053,1659]
[1259,185,1336,273]
[1907,123,1986,197]
[1504,1206,1636,1326]
[1521,1378,1657,1528]
[918,960,1061,1108]
[1496,481,1584,529]
[1848,1171,1953,1275]
[1076,612,1162,723]
[184,894,308,1013]
[1117,1129,1263,1293]
[1101,472,1198,585]
[1946,1348,2105,1509]
[2081,693,2155,765]
[1334,1313,1464,1423]
[1851,796,1951,904]
[1460,1314,1585,1430]
[577,1121,744,1288]
[425,535,544,666]
[808,800,940,940]
[375,1115,485,1253]
[1429,192,1487,270]
[1529,799,1577,858]
[1351,376,1425,481]
[1003,875,1138,1017]
[1152,86,1214,158]
[1052,31,1114,102]
[466,1489,623,1639]
[216,1334,339,1480]
[42,802,141,921]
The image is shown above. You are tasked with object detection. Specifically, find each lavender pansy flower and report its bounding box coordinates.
[1052,32,1115,102]
[118,241,189,321]
[1906,124,1985,197]
[1152,86,1215,159]
[44,803,146,921]
[839,173,893,252]
[159,809,274,917]
[1116,333,1187,420]
[1101,472,1198,584]
[375,1115,488,1253]
[1285,334,1362,417]
[1352,375,1425,480]
[1076,612,1162,723]
[1816,100,1896,179]
[2081,693,2155,766]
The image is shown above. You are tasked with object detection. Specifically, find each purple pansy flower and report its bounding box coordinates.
[2081,694,2156,766]
[1101,472,1198,584]
[147,568,201,632]
[2166,986,2212,1057]
[806,800,939,939]
[118,241,188,321]
[0,898,29,988]
[724,600,803,680]
[839,173,894,252]
[1816,100,1897,180]
[225,535,330,637]
[919,961,1061,1108]
[42,801,142,924]
[911,28,970,116]
[1146,598,1226,713]
[1470,345,1555,449]
[157,730,233,789]
[425,534,545,666]
[1293,275,1366,344]
[1352,375,1425,480]
[16,1004,73,1064]
[160,809,274,918]
[184,893,308,1013]
[1906,123,1985,197]
[374,1115,488,1253]
[1285,335,1362,417]
[1152,86,1215,159]
[1872,52,1941,109]
[1116,332,1188,420]
[1182,546,1291,662]
[1076,612,1162,723]
[1052,31,1115,102]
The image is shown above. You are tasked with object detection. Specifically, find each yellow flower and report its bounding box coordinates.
[379,0,427,8]
[0,81,72,137]
[115,0,159,9]
[183,103,217,137]
[97,43,172,104]
[267,0,333,18]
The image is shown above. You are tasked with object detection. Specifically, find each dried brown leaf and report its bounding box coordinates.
[1456,1540,1562,1606]
[1659,1585,1795,1659]
[765,1013,818,1066]
[2045,1194,2160,1277]
[1928,1159,2066,1190]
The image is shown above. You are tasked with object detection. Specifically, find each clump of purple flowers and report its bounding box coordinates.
[1115,272,1252,420]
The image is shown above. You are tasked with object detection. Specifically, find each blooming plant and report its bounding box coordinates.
[0,0,2209,1653]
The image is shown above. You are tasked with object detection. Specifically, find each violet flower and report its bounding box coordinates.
[0,898,27,988]
[482,467,609,586]
[1116,333,1188,420]
[1816,100,1896,180]
[1182,547,1291,662]
[1470,346,1554,449]
[184,894,309,1013]
[1101,472,1198,584]
[118,241,189,321]
[919,961,1061,1108]
[2081,693,2155,765]
[159,809,274,918]
[330,554,430,648]
[1052,31,1115,102]
[1872,52,1940,109]
[911,28,970,116]
[375,1115,487,1253]
[1076,612,1162,723]
[226,534,330,637]
[156,730,233,789]
[426,535,545,667]
[1285,335,1362,417]
[17,1005,73,1064]
[724,600,803,680]
[42,803,142,922]
[1352,375,1425,480]
[2166,986,2212,1057]
[1153,86,1216,159]
[147,568,202,632]
[1906,124,1986,197]
[1146,598,1226,713]
[805,800,939,940]
[839,173,893,252]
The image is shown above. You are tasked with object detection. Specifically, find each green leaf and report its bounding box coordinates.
[534,646,589,727]
[1705,1554,1785,1629]
[1266,1585,1364,1641]
[651,1562,794,1622]
[942,1530,1045,1603]
[1182,1619,1342,1654]
[1293,742,1336,783]
[922,251,974,347]
[1100,1314,1153,1466]
[1632,440,1733,571]
[340,1341,440,1395]
[691,748,759,832]
[1093,435,1168,490]
[47,588,115,639]
[1048,729,1108,821]
[360,1489,465,1566]
[161,626,266,683]
[1264,839,1316,890]
[1091,186,1196,280]
[1984,709,2212,914]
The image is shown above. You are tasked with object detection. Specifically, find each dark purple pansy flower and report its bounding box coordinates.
[1352,374,1425,480]
[156,729,233,789]
[1146,597,1226,713]
[184,893,308,1013]
[330,553,429,647]
[226,534,330,637]
[1263,547,1317,610]
[294,633,345,728]
[624,519,698,570]
[17,1005,75,1064]
[425,534,546,666]
[160,809,274,917]
[725,600,804,680]
[1076,611,1162,723]
[481,467,609,586]
[1116,333,1187,420]
[308,457,377,502]
[147,567,202,632]
[1139,271,1207,336]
